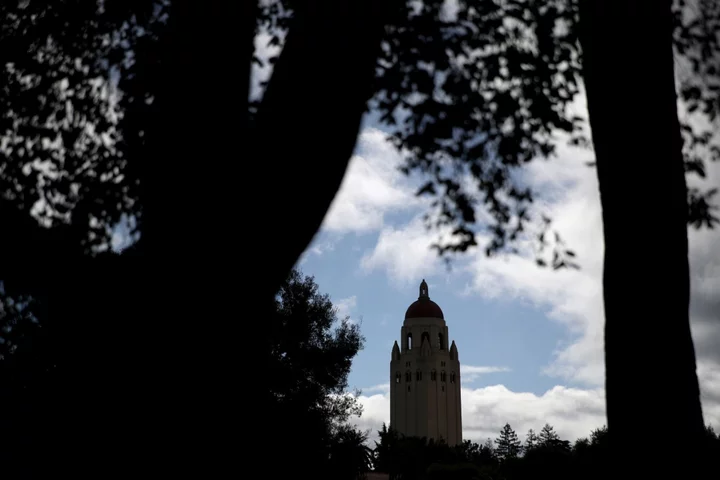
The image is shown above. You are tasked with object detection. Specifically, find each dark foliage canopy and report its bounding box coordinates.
[269,268,369,479]
[0,1,164,251]
[257,0,720,266]
[0,0,714,267]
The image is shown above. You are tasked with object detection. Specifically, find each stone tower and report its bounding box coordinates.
[390,280,462,445]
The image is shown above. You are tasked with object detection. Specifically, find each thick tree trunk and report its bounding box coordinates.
[136,0,390,475]
[248,4,391,475]
[579,0,705,470]
[135,2,248,476]
[3,2,248,476]
[0,1,388,476]
[250,0,391,308]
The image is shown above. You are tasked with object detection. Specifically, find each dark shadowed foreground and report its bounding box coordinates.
[0,0,718,478]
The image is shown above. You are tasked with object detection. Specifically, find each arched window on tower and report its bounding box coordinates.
[431,370,437,381]
[421,331,430,346]
[405,371,412,382]
[407,332,413,350]
[416,370,422,381]
[438,332,445,350]
[451,372,456,383]
[441,371,446,382]
[395,372,401,384]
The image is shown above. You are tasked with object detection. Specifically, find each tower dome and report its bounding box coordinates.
[405,279,444,319]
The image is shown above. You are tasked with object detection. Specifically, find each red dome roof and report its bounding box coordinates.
[405,279,444,319]
[405,299,444,319]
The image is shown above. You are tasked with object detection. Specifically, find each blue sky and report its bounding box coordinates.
[295,120,610,443]
[302,219,569,396]
[305,109,572,398]
[253,21,720,446]
[295,115,720,445]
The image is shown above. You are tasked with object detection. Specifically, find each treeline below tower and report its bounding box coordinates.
[372,422,720,480]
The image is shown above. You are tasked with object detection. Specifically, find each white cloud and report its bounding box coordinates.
[111,228,129,252]
[353,384,607,445]
[462,136,607,386]
[335,295,358,321]
[110,215,137,253]
[251,30,282,102]
[310,240,335,257]
[699,363,720,426]
[687,151,720,368]
[321,128,421,234]
[360,216,445,287]
[440,0,460,22]
[460,385,606,443]
[688,194,720,427]
[357,131,608,385]
[296,237,336,266]
[461,365,512,383]
[363,383,390,394]
[349,86,720,430]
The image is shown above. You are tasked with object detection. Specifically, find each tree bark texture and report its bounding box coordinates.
[579,0,705,470]
[250,0,391,308]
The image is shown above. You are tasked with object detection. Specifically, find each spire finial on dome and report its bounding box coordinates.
[419,279,429,300]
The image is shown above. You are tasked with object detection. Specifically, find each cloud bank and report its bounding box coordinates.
[321,103,720,443]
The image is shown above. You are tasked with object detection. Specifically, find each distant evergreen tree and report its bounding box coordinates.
[328,424,374,480]
[573,437,590,454]
[539,424,560,446]
[478,438,498,466]
[374,424,400,474]
[590,426,609,447]
[495,423,522,460]
[368,420,718,480]
[456,439,482,464]
[524,429,539,452]
[483,438,495,454]
[538,424,571,452]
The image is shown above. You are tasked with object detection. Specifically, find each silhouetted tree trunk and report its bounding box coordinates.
[1,2,247,476]
[247,4,392,475]
[0,1,391,475]
[250,0,392,307]
[128,0,392,475]
[134,2,251,476]
[579,0,705,472]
